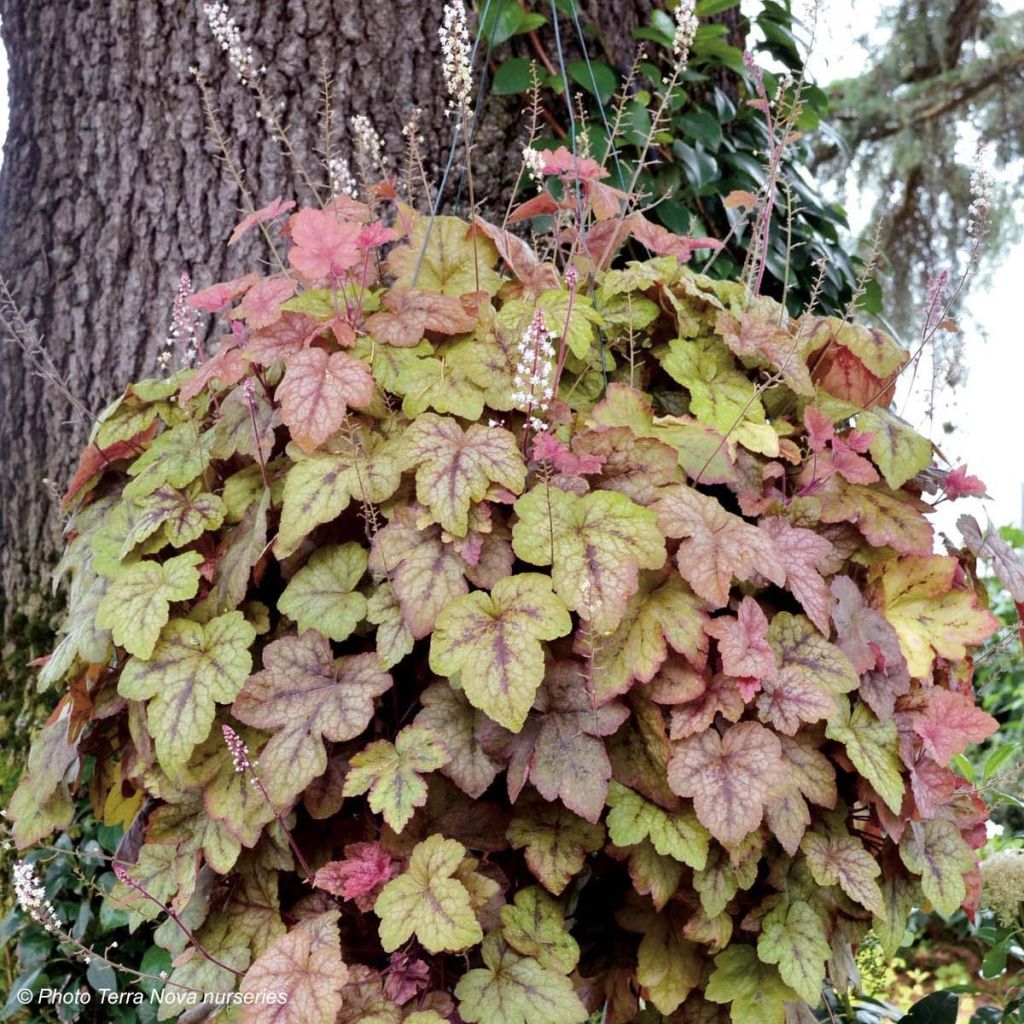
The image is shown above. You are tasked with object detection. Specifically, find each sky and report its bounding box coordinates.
[0,6,1017,531]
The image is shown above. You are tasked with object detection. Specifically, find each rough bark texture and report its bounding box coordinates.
[0,0,654,613]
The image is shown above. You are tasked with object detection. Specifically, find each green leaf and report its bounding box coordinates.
[119,612,255,771]
[606,781,709,869]
[705,945,799,1024]
[508,792,605,895]
[430,573,572,731]
[899,819,974,915]
[278,543,368,642]
[902,991,960,1024]
[856,408,932,488]
[387,215,502,296]
[398,414,526,537]
[123,485,226,553]
[96,551,203,659]
[375,834,483,953]
[233,631,393,805]
[756,901,829,1004]
[825,697,905,814]
[500,886,580,974]
[276,433,402,557]
[566,59,617,105]
[678,109,723,150]
[801,825,885,917]
[479,0,525,44]
[342,724,449,832]
[455,934,588,1024]
[124,422,212,500]
[696,0,741,15]
[512,485,665,633]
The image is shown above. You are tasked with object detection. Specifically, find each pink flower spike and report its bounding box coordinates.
[355,222,397,249]
[222,724,251,773]
[288,208,362,279]
[229,196,296,247]
[944,464,988,500]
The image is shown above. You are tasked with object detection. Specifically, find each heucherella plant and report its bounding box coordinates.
[3,136,1014,1024]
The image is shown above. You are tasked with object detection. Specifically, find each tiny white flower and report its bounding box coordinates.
[439,1,474,119]
[672,0,699,69]
[202,2,259,85]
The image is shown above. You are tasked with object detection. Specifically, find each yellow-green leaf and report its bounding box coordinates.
[856,407,932,489]
[96,551,203,659]
[342,724,449,832]
[899,819,975,915]
[605,780,709,869]
[825,697,904,815]
[375,834,483,953]
[430,573,571,731]
[876,555,1000,678]
[512,485,666,634]
[118,612,255,771]
[455,934,588,1024]
[705,945,799,1024]
[278,543,368,642]
[500,886,580,974]
[398,414,526,537]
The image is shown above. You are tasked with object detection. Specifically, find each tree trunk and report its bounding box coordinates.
[0,0,656,614]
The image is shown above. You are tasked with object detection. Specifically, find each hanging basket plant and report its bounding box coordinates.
[5,129,1008,1024]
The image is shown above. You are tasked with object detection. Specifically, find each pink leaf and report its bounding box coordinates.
[228,196,296,247]
[704,597,775,680]
[355,222,397,249]
[944,464,987,500]
[908,688,998,764]
[804,406,833,453]
[382,952,430,1005]
[277,347,374,452]
[627,213,722,262]
[288,208,362,279]
[179,343,248,403]
[234,276,297,330]
[760,518,836,635]
[186,272,260,313]
[313,842,397,907]
[538,146,609,183]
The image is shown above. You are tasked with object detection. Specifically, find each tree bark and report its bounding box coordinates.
[0,0,645,610]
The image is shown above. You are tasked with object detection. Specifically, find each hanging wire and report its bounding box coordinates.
[565,3,626,188]
[549,0,608,386]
